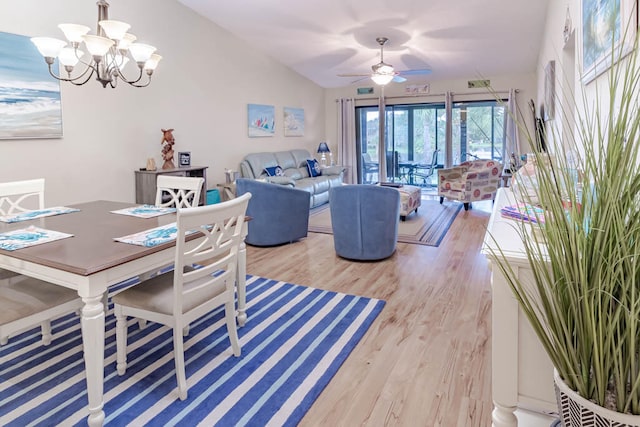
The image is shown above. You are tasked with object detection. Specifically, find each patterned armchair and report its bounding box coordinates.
[437,159,502,210]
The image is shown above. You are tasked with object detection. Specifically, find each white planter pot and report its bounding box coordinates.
[554,369,640,427]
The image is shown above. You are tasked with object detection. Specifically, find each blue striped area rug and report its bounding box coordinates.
[0,275,385,426]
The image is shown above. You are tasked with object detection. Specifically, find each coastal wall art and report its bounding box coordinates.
[581,0,637,83]
[0,31,63,139]
[283,106,304,137]
[248,103,275,137]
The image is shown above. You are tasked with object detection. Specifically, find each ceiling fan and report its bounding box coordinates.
[338,37,431,86]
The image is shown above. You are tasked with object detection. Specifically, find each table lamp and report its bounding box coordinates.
[317,142,330,167]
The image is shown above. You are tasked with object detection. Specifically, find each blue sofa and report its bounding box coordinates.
[329,185,400,260]
[235,178,310,247]
[239,149,343,208]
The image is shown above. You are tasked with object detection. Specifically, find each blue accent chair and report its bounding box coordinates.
[235,178,310,247]
[329,185,400,261]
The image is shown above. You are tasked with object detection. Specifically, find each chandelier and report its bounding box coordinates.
[30,0,161,88]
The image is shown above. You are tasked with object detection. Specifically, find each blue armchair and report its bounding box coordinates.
[329,185,400,260]
[235,178,310,246]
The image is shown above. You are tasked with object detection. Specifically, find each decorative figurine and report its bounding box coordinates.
[160,128,175,169]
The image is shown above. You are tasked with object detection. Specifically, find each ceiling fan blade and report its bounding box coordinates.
[398,69,432,76]
[337,73,369,77]
[392,75,407,83]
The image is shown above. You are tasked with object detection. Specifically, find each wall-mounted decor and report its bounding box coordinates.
[248,103,275,137]
[357,87,374,95]
[0,31,62,139]
[581,0,637,83]
[405,84,430,95]
[544,60,555,121]
[283,107,304,137]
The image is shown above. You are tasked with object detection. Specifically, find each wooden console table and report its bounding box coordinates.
[482,188,557,426]
[135,166,208,206]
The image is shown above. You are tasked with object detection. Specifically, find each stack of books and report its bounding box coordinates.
[500,203,546,224]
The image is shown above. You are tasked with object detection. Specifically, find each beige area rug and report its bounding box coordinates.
[308,199,463,246]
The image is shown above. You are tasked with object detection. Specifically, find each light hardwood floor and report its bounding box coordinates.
[244,199,495,426]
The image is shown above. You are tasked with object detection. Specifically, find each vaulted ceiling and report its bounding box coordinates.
[177,0,550,88]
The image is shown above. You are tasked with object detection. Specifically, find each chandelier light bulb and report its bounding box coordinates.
[82,35,115,57]
[98,20,131,41]
[128,43,156,63]
[118,33,137,51]
[30,37,67,59]
[58,24,90,43]
[58,47,84,67]
[144,54,162,71]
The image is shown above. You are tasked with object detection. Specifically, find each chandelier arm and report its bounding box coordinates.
[114,66,145,85]
[128,76,152,88]
[46,61,97,86]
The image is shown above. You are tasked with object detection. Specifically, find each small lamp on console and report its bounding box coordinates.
[317,142,331,167]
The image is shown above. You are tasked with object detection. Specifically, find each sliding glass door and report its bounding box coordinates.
[355,99,505,185]
[356,103,445,185]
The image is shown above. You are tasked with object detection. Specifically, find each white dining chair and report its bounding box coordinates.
[0,179,45,283]
[155,175,205,208]
[113,193,251,400]
[0,178,82,346]
[137,175,206,297]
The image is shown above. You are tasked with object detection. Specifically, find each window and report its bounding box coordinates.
[452,100,505,164]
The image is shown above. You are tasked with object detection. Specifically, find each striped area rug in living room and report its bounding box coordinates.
[0,275,385,426]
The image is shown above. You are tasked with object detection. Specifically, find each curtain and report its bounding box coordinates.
[336,98,357,184]
[377,94,387,182]
[444,91,453,167]
[504,88,521,167]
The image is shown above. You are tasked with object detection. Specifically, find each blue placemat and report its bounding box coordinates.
[110,205,176,219]
[0,226,74,251]
[0,207,80,223]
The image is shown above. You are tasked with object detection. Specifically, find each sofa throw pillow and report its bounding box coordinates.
[264,165,284,177]
[306,159,322,177]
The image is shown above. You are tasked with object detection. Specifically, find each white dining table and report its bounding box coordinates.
[0,200,248,426]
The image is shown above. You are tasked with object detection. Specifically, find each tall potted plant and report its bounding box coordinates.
[487,38,640,425]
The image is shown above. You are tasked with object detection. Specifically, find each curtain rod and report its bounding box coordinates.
[335,89,519,102]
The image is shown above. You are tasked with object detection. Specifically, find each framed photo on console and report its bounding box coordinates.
[178,151,191,167]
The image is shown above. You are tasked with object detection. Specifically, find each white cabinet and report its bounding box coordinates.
[482,188,557,426]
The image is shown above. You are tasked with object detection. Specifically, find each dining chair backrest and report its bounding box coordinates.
[0,179,45,215]
[155,175,204,208]
[172,192,251,317]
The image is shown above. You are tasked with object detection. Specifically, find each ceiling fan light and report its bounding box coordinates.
[371,73,394,85]
[373,62,394,74]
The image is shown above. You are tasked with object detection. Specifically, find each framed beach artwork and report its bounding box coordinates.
[247,103,275,137]
[283,107,304,137]
[0,31,63,139]
[581,0,637,83]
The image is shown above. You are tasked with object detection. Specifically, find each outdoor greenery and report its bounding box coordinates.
[487,41,640,414]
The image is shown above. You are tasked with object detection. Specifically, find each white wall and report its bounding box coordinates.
[0,0,325,206]
[324,72,538,164]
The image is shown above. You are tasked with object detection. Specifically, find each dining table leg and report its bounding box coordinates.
[81,292,106,426]
[236,240,247,327]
